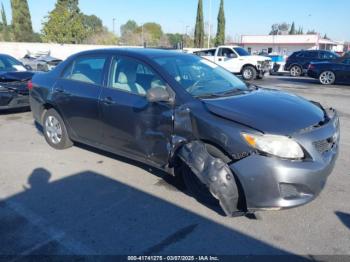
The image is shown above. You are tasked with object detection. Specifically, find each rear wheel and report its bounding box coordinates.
[242,66,257,81]
[319,71,336,85]
[43,109,73,150]
[290,65,303,77]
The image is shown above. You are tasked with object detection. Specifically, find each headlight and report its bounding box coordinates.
[242,133,304,160]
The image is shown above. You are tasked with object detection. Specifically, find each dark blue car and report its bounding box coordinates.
[285,50,339,77]
[307,56,350,85]
[29,48,340,216]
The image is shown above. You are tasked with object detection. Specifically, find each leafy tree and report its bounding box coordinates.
[138,22,163,46]
[11,0,34,42]
[215,0,225,46]
[42,0,87,44]
[323,34,330,40]
[120,20,138,37]
[289,22,296,35]
[84,27,118,45]
[269,22,290,35]
[83,14,103,36]
[167,33,183,47]
[194,0,204,48]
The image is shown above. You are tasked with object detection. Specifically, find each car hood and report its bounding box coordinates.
[203,88,326,135]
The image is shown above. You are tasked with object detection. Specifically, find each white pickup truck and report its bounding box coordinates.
[192,46,272,81]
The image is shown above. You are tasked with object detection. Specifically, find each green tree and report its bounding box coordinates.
[194,0,204,48]
[137,22,163,46]
[11,0,34,42]
[83,14,103,36]
[215,0,225,46]
[120,20,138,37]
[167,33,183,47]
[42,0,87,44]
[289,22,296,35]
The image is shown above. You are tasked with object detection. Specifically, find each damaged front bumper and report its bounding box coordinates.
[230,116,340,211]
[0,83,30,110]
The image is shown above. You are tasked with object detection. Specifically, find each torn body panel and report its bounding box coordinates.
[178,141,239,217]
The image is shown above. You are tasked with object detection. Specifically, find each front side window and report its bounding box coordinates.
[63,56,107,85]
[233,47,250,56]
[155,55,248,98]
[218,48,236,58]
[108,57,167,96]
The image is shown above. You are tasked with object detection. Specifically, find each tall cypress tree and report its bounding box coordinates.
[1,3,7,27]
[11,0,34,42]
[1,3,10,41]
[194,0,204,48]
[289,22,296,35]
[215,0,225,46]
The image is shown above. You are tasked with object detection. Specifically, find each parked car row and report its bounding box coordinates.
[284,50,350,85]
[27,48,340,217]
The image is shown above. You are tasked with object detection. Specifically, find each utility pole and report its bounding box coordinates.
[208,0,212,48]
[112,18,116,34]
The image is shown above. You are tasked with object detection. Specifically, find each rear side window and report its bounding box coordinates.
[319,52,338,60]
[62,56,107,85]
[304,52,318,59]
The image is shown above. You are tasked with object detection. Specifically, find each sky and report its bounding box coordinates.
[1,0,349,41]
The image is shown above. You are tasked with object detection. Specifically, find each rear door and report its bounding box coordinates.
[215,47,239,73]
[99,56,174,166]
[302,51,319,69]
[53,55,109,143]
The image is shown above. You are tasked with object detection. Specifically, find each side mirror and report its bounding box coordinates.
[146,87,171,103]
[229,53,237,58]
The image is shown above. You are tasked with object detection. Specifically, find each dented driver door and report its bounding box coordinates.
[99,56,174,167]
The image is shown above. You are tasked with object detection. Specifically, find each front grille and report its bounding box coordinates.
[313,137,335,154]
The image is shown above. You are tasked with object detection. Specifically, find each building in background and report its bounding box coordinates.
[238,34,342,56]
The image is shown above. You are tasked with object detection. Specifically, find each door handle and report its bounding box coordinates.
[101,97,115,105]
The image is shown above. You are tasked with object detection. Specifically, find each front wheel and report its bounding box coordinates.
[242,66,257,81]
[319,71,336,85]
[43,109,73,150]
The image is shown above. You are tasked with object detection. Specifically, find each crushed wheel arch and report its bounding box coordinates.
[178,141,240,217]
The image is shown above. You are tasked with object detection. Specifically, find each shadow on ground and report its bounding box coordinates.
[0,168,311,259]
[335,212,350,230]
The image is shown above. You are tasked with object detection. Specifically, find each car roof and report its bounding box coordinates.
[71,48,187,60]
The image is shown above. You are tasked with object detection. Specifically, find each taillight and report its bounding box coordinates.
[27,80,33,90]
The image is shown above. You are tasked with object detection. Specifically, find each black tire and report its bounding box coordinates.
[43,109,73,150]
[290,65,303,77]
[242,66,257,81]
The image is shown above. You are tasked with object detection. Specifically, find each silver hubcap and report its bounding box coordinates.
[320,71,335,85]
[45,116,62,144]
[243,69,253,79]
[291,66,301,77]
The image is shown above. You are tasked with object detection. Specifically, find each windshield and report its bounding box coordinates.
[0,55,26,72]
[155,55,248,98]
[233,47,250,56]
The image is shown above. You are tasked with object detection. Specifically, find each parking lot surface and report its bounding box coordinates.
[0,75,350,257]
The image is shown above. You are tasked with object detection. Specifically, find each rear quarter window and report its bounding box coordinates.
[62,56,107,85]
